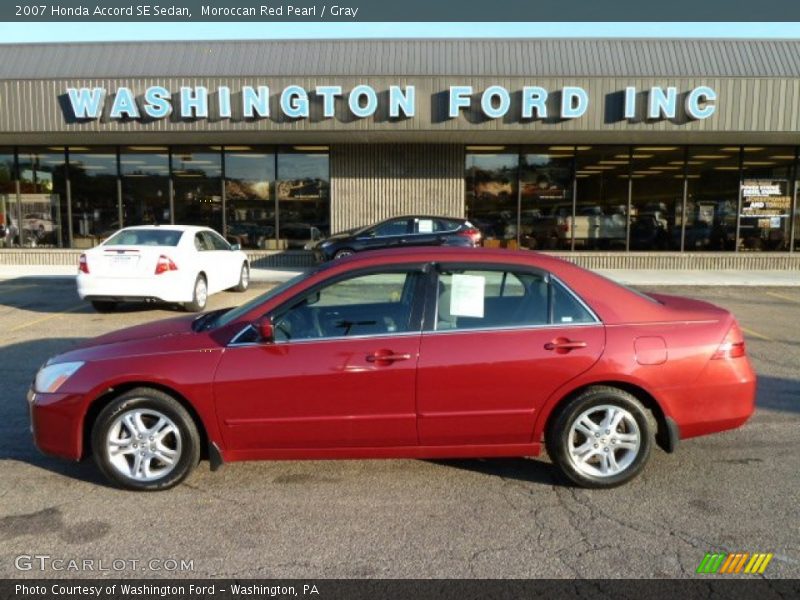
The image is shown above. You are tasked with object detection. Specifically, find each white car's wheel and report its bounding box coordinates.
[183,275,208,312]
[232,262,249,292]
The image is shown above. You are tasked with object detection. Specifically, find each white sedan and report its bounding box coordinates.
[77,225,250,312]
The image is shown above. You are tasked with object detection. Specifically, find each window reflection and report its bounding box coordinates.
[685,147,740,251]
[69,147,119,247]
[17,147,67,248]
[465,150,519,246]
[0,149,15,247]
[738,147,794,252]
[121,146,170,227]
[574,146,629,250]
[225,148,276,249]
[519,147,574,250]
[629,146,685,250]
[172,146,223,231]
[277,150,329,248]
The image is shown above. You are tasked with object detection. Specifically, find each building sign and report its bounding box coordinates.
[62,84,717,123]
[740,179,792,221]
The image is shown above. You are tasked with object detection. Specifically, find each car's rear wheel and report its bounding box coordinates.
[232,262,249,292]
[546,386,652,488]
[183,274,207,312]
[333,248,354,259]
[90,300,117,313]
[91,388,201,491]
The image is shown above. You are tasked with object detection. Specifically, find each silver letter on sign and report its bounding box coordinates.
[685,86,717,120]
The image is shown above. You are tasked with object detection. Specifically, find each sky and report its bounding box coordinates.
[0,22,798,43]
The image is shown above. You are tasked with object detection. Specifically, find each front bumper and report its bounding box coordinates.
[28,387,85,461]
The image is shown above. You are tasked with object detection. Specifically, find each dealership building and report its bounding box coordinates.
[0,38,799,269]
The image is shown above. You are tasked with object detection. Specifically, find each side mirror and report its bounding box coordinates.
[230,243,241,251]
[256,317,274,343]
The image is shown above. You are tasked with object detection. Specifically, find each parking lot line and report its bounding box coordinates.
[740,326,772,341]
[8,302,86,332]
[766,291,800,304]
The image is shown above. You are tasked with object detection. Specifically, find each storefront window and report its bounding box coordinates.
[277,149,329,249]
[0,149,16,248]
[225,147,276,249]
[574,146,630,250]
[738,147,794,252]
[69,147,119,247]
[519,146,574,250]
[465,149,519,246]
[685,147,740,251]
[629,146,686,251]
[17,148,67,248]
[120,146,170,227]
[172,146,223,231]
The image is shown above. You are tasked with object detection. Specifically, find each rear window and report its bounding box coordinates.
[104,229,184,247]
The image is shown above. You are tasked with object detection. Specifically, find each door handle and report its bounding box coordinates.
[366,350,412,364]
[544,338,587,353]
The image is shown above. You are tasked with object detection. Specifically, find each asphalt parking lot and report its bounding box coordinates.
[0,278,798,579]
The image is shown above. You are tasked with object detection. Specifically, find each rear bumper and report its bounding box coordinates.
[29,387,85,461]
[659,357,757,440]
[77,272,193,303]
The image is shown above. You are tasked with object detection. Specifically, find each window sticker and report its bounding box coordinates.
[449,274,485,318]
[418,219,434,233]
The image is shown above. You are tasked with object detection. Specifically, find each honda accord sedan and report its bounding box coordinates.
[30,247,755,490]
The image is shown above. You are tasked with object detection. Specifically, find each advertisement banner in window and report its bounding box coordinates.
[740,179,791,218]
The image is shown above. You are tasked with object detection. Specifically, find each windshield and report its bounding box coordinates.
[211,270,317,329]
[104,229,184,247]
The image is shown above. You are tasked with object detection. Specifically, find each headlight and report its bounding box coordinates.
[34,361,84,393]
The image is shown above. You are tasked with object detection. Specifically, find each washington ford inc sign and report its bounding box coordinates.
[63,84,718,122]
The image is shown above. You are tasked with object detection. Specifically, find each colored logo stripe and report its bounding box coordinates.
[696,552,773,574]
[745,553,774,574]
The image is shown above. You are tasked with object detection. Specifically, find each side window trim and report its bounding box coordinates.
[423,262,601,333]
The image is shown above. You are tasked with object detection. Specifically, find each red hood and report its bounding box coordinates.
[76,314,197,349]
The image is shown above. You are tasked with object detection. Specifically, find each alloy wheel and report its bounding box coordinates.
[566,404,641,478]
[106,409,182,482]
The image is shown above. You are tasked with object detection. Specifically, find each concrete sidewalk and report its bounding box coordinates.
[0,264,797,286]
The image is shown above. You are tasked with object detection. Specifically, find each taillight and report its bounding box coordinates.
[78,254,89,274]
[712,322,746,359]
[458,227,482,246]
[154,255,178,275]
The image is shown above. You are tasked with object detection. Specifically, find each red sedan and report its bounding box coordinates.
[29,247,756,490]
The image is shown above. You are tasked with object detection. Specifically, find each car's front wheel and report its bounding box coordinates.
[546,386,652,488]
[333,248,354,260]
[183,274,208,312]
[91,388,201,491]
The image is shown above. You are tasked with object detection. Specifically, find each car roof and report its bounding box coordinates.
[322,247,672,325]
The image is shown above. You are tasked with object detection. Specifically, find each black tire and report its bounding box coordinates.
[91,387,201,491]
[91,300,117,313]
[546,386,653,488]
[333,248,355,260]
[232,262,249,292]
[183,274,207,312]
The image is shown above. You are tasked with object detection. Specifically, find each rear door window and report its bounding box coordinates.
[434,268,597,331]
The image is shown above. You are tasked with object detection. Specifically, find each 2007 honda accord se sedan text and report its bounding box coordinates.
[29,247,756,491]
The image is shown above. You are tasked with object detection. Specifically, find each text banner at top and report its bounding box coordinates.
[4,0,800,21]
